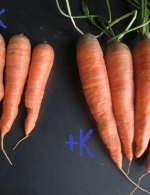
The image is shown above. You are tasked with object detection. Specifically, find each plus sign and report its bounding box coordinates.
[65,135,78,151]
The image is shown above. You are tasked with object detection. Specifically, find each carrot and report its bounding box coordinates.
[125,0,150,158]
[130,149,150,195]
[133,39,150,158]
[0,34,31,165]
[0,34,6,101]
[76,33,122,168]
[13,43,54,149]
[105,42,134,167]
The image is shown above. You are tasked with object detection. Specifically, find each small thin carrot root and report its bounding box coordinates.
[120,168,150,194]
[127,161,132,175]
[129,172,149,195]
[13,135,29,150]
[1,133,12,165]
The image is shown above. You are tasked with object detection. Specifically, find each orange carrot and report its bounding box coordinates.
[0,34,31,164]
[13,43,54,149]
[105,42,134,167]
[133,39,150,158]
[0,34,6,101]
[76,33,122,169]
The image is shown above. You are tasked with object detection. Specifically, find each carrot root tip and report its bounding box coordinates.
[127,161,132,175]
[1,133,13,165]
[13,135,29,150]
[120,168,150,194]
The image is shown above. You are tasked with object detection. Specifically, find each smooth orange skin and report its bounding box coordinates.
[0,34,6,101]
[24,43,54,135]
[1,34,31,136]
[76,34,122,168]
[105,42,134,162]
[133,39,150,158]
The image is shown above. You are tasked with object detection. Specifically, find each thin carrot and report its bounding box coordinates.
[105,42,134,168]
[13,43,54,149]
[0,34,6,101]
[0,34,31,165]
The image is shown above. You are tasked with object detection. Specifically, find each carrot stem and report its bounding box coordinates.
[107,20,150,42]
[66,0,84,35]
[1,133,12,165]
[13,135,29,150]
[56,0,101,19]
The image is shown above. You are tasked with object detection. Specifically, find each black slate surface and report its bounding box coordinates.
[0,1,149,195]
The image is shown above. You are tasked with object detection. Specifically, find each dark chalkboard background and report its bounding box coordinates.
[0,1,149,195]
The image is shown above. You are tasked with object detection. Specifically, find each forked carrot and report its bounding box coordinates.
[0,34,6,101]
[13,43,54,149]
[0,34,31,165]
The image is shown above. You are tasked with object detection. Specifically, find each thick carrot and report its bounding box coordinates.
[133,39,150,158]
[13,43,54,149]
[0,34,6,101]
[76,33,122,169]
[0,34,31,164]
[105,42,134,165]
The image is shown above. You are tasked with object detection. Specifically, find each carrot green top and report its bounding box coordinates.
[126,0,150,39]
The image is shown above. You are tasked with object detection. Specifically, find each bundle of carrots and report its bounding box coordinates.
[0,34,54,165]
[57,0,150,194]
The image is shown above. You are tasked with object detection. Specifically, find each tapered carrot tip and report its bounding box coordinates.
[135,145,146,158]
[1,133,12,165]
[13,135,29,150]
[127,161,132,175]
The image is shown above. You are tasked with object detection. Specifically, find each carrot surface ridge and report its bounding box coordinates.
[76,33,122,169]
[105,42,134,163]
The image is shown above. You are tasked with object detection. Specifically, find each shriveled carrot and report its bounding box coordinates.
[105,42,134,167]
[76,33,122,169]
[133,39,150,158]
[0,34,6,101]
[13,43,54,149]
[0,34,31,164]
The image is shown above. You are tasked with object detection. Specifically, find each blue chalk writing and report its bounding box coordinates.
[65,129,94,158]
[0,9,7,29]
[65,135,78,151]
